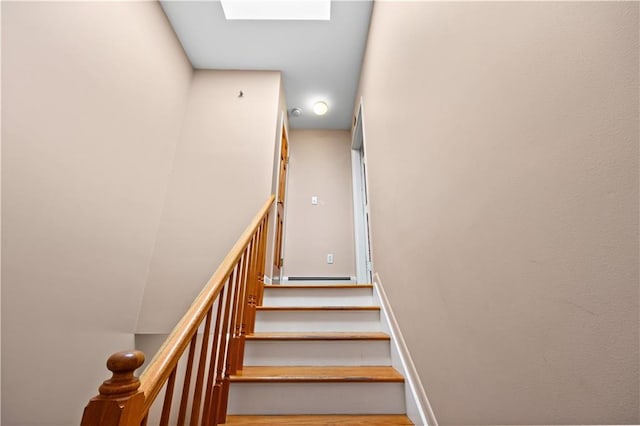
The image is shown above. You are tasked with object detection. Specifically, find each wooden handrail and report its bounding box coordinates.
[81,195,275,426]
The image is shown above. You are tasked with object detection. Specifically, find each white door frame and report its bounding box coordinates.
[351,99,373,283]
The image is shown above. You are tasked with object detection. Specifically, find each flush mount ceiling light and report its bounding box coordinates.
[290,108,302,117]
[221,0,330,21]
[313,101,329,116]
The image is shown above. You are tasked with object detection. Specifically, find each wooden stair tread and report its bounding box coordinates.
[256,306,380,311]
[230,366,404,383]
[246,331,390,341]
[264,284,373,289]
[224,415,413,425]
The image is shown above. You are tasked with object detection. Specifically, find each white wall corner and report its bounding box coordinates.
[373,273,438,426]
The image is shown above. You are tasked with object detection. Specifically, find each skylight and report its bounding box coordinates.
[220,0,331,21]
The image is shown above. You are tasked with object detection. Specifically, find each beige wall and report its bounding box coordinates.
[358,2,639,424]
[1,4,4,421]
[2,2,286,424]
[1,1,193,424]
[283,130,355,278]
[136,70,282,332]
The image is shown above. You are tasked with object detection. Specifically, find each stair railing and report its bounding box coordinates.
[81,195,275,426]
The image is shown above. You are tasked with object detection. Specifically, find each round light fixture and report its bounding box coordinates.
[313,101,329,116]
[290,108,302,117]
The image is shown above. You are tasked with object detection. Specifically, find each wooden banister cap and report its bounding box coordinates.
[98,350,145,398]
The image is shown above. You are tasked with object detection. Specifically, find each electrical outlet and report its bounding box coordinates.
[311,196,318,205]
[327,253,334,264]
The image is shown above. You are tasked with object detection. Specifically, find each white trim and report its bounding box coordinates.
[373,273,438,426]
[351,150,367,283]
[351,99,372,284]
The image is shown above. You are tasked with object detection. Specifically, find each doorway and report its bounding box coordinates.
[351,101,373,283]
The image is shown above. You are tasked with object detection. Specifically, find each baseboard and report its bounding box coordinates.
[373,273,437,426]
[285,276,353,281]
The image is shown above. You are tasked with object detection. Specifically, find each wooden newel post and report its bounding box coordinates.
[81,350,146,426]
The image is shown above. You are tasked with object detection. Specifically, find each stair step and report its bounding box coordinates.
[228,382,406,415]
[263,286,374,307]
[244,334,391,366]
[264,284,373,289]
[246,331,389,340]
[225,414,413,425]
[257,306,379,311]
[231,366,403,383]
[254,309,381,332]
[228,278,405,418]
[280,280,359,286]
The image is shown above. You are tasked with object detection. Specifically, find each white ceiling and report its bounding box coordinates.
[160,0,373,130]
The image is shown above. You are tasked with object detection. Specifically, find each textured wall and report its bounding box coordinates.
[358,2,639,424]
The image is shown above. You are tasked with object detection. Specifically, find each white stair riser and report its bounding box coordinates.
[228,382,405,415]
[244,340,391,366]
[254,310,382,332]
[263,288,373,307]
[282,280,356,286]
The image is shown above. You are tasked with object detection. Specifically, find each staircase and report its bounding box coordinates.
[225,282,413,425]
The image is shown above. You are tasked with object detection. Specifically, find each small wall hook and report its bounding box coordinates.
[238,90,244,98]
